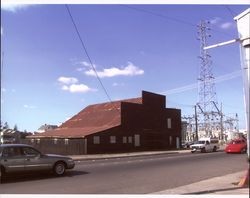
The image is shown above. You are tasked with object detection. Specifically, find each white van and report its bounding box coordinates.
[190,137,219,153]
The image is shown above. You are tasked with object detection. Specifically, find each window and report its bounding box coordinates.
[36,139,40,144]
[23,147,40,157]
[128,136,133,143]
[123,136,127,143]
[3,147,22,157]
[211,140,219,144]
[167,118,172,129]
[169,136,172,145]
[134,134,140,147]
[65,138,69,145]
[110,136,116,144]
[54,138,58,144]
[93,136,100,144]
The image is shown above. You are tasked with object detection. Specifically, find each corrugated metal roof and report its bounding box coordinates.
[30,97,142,138]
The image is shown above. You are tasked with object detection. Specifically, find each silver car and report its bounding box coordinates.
[0,144,75,182]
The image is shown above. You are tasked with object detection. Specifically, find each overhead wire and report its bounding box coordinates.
[65,5,112,103]
[120,4,235,38]
[224,5,237,18]
[120,4,197,27]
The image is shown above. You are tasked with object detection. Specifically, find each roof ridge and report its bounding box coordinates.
[87,96,142,107]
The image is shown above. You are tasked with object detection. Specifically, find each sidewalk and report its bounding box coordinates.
[154,171,249,195]
[69,145,227,161]
[69,147,249,195]
[69,149,190,161]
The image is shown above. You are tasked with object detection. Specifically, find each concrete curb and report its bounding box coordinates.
[70,149,191,161]
[69,149,225,161]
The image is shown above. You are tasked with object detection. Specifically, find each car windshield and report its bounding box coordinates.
[230,140,243,144]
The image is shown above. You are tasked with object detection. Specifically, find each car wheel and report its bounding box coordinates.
[213,146,217,152]
[241,148,246,154]
[201,148,206,153]
[53,162,66,176]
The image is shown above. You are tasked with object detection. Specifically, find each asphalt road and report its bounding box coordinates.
[0,152,248,194]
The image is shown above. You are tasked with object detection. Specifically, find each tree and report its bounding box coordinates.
[14,124,18,132]
[3,122,9,129]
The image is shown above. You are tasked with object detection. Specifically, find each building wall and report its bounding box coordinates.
[86,92,182,154]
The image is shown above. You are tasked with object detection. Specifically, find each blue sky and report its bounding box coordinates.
[1,3,249,132]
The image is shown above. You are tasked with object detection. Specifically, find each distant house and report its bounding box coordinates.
[35,124,58,133]
[27,91,182,154]
[0,129,20,144]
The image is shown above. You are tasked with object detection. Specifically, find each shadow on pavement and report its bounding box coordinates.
[1,170,89,184]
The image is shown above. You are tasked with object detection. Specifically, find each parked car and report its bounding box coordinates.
[182,141,195,149]
[225,139,247,154]
[190,138,219,153]
[0,144,75,182]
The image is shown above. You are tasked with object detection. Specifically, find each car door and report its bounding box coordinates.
[1,146,25,173]
[22,147,50,171]
[205,141,212,152]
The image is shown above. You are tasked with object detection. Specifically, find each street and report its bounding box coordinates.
[0,152,248,194]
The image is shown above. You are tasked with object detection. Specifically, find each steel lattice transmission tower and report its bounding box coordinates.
[197,20,221,138]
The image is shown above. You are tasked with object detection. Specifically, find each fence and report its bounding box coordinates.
[21,138,87,155]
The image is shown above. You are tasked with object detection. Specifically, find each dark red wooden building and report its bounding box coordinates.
[29,91,181,154]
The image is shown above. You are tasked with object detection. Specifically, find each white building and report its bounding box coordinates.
[234,8,250,158]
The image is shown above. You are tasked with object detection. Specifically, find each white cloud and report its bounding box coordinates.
[76,61,96,72]
[210,17,235,30]
[62,84,92,93]
[210,17,221,25]
[85,62,144,78]
[220,22,234,29]
[1,4,33,12]
[112,82,125,87]
[57,76,95,93]
[23,104,37,109]
[57,76,78,84]
[76,68,85,72]
[81,61,92,67]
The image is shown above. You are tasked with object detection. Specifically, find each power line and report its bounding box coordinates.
[65,5,112,102]
[120,5,235,38]
[224,5,236,18]
[167,99,194,108]
[120,5,196,27]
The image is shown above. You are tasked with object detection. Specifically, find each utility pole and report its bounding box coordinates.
[220,103,224,141]
[194,105,198,141]
[197,20,220,138]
